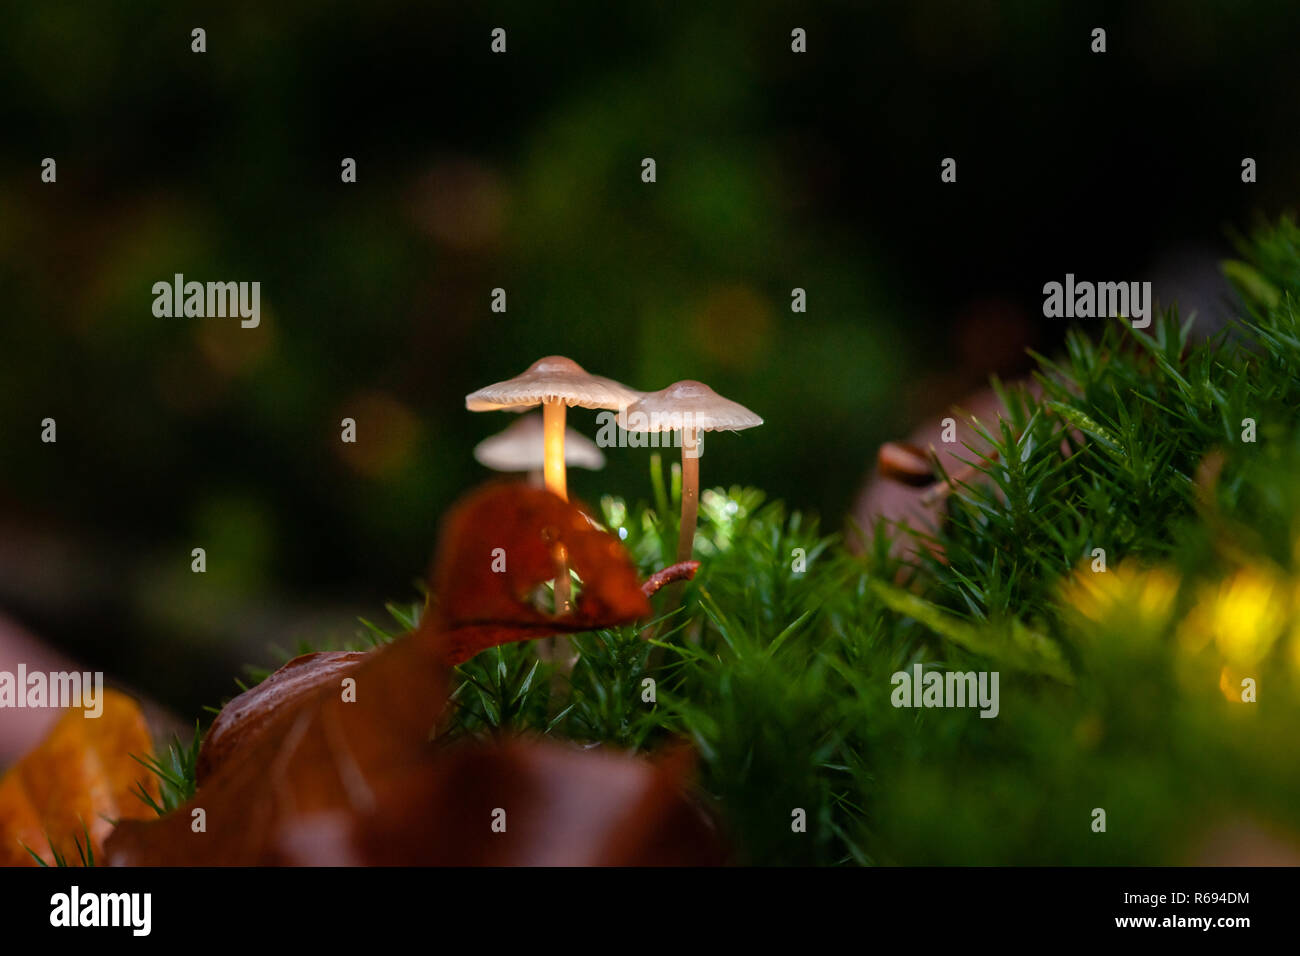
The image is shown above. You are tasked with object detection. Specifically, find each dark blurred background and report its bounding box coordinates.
[1,0,1297,721]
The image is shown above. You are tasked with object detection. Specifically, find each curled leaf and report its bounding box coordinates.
[195,651,368,785]
[431,482,651,665]
[877,441,936,487]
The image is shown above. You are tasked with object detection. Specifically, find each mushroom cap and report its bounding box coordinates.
[621,380,763,433]
[473,412,606,471]
[466,356,643,412]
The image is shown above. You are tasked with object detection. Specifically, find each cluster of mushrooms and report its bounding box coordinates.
[467,356,762,566]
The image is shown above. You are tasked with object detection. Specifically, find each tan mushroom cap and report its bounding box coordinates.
[621,380,763,432]
[473,412,606,471]
[466,356,643,412]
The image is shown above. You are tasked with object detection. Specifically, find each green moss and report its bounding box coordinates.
[168,215,1300,865]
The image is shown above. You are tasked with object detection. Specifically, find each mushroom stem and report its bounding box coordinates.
[677,427,700,564]
[540,400,573,615]
[542,400,568,501]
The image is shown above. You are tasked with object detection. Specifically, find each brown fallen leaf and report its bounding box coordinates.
[106,483,724,866]
[270,739,724,866]
[190,482,657,788]
[853,381,1057,564]
[106,629,450,865]
[0,690,158,866]
[194,651,368,786]
[430,482,651,665]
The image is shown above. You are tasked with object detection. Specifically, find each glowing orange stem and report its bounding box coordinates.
[542,400,568,501]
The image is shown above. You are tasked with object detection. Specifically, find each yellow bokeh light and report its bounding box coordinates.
[1059,559,1179,633]
[1180,567,1287,669]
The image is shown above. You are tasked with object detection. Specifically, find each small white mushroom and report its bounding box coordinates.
[473,412,605,486]
[622,381,762,563]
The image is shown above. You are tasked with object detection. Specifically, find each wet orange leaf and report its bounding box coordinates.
[0,690,158,866]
